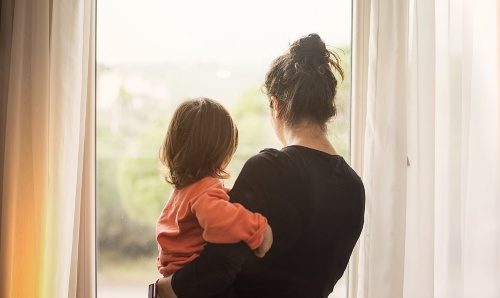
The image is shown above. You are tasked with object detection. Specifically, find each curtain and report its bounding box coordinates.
[0,0,95,297]
[350,0,500,297]
[354,0,409,296]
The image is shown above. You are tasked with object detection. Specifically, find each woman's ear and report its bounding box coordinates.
[270,96,280,119]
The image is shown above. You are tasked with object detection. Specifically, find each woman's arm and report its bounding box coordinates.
[171,242,252,297]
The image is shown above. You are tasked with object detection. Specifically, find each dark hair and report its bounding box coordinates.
[159,98,238,189]
[264,33,344,130]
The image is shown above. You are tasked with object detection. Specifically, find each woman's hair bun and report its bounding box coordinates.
[289,33,327,61]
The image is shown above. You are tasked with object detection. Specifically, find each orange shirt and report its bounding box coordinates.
[156,177,267,276]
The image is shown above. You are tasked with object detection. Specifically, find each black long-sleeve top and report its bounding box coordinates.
[171,146,365,298]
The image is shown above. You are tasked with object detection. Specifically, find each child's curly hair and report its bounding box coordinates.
[159,98,238,189]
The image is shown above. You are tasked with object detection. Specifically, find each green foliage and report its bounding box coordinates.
[327,45,351,159]
[117,123,171,226]
[230,87,276,148]
[97,118,159,257]
[96,79,171,257]
[225,87,278,186]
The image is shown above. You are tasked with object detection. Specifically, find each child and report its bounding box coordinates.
[156,97,273,277]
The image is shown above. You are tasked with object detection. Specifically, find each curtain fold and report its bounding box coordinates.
[348,0,370,295]
[460,1,500,295]
[354,0,409,297]
[351,0,500,297]
[0,0,95,297]
[404,0,435,296]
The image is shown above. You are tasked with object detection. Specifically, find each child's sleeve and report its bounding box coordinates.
[189,186,267,250]
[156,244,169,276]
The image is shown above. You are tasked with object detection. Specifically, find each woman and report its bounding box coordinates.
[157,33,365,298]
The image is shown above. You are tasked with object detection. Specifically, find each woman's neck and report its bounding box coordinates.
[280,122,338,155]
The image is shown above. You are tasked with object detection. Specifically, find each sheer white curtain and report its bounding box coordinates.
[350,0,500,297]
[0,0,95,297]
[351,0,409,297]
[406,0,500,296]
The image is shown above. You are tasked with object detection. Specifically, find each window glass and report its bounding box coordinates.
[97,1,352,297]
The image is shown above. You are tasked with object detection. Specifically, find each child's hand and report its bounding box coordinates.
[255,224,273,258]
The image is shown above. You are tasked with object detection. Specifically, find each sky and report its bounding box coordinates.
[97,0,352,66]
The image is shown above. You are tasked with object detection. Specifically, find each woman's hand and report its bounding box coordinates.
[157,276,178,298]
[255,224,273,258]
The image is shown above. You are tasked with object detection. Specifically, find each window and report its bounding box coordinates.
[96,1,352,297]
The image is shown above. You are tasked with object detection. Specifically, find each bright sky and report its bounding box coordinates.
[97,0,352,66]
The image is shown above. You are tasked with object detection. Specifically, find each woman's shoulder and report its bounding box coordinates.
[245,148,286,167]
[235,148,287,181]
[258,147,282,155]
